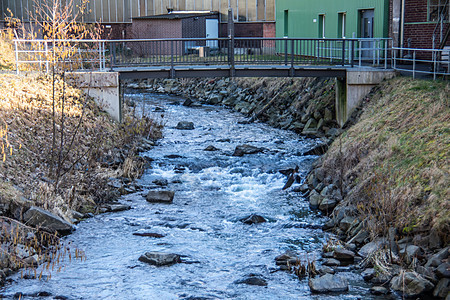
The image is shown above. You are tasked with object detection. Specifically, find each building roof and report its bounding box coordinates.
[133,11,218,20]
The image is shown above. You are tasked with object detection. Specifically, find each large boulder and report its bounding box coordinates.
[309,274,349,293]
[391,272,434,298]
[358,238,388,258]
[23,207,74,235]
[146,191,175,203]
[232,144,264,157]
[138,252,181,266]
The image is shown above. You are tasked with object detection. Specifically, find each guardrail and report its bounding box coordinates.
[13,39,107,74]
[14,37,391,74]
[393,47,450,79]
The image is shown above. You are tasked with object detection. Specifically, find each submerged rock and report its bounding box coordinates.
[133,232,165,238]
[240,214,266,225]
[308,274,348,293]
[146,191,175,203]
[204,145,219,151]
[138,252,181,266]
[23,207,75,235]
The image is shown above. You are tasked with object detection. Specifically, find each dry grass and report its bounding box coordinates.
[0,31,15,70]
[323,77,449,240]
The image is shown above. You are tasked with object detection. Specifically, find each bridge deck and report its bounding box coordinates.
[114,65,348,80]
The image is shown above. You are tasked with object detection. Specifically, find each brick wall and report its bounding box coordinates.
[263,22,276,38]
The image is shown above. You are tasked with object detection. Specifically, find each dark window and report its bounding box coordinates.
[429,0,449,22]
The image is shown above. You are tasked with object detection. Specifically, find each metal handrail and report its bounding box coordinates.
[14,37,393,75]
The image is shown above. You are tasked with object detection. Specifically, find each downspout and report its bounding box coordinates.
[400,0,405,56]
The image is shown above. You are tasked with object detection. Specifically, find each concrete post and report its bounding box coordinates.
[335,77,347,127]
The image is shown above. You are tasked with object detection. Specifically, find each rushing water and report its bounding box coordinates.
[2,92,380,299]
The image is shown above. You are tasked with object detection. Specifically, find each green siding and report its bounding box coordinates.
[276,0,389,38]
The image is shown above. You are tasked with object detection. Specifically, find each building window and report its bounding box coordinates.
[318,14,325,38]
[429,0,449,22]
[284,10,289,37]
[338,13,346,38]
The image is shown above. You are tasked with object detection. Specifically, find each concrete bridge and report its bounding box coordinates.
[15,37,396,126]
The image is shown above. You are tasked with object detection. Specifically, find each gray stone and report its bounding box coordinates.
[308,274,348,293]
[138,252,181,266]
[309,190,323,209]
[333,248,355,261]
[426,247,449,268]
[323,258,341,266]
[358,238,388,258]
[105,204,131,212]
[400,245,423,262]
[318,198,337,211]
[23,207,74,235]
[324,108,333,122]
[175,121,194,130]
[436,263,450,278]
[318,266,335,275]
[370,273,392,285]
[370,286,389,295]
[348,228,369,245]
[240,214,266,225]
[433,278,450,298]
[339,216,357,232]
[391,272,434,298]
[152,179,168,186]
[362,268,376,281]
[232,144,264,156]
[234,274,268,286]
[204,145,219,151]
[146,191,175,203]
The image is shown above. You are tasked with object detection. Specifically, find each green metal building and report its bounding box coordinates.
[276,0,390,39]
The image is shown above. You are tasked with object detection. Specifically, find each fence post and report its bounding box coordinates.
[413,50,416,79]
[228,8,235,77]
[350,40,354,67]
[170,40,175,79]
[359,40,362,67]
[341,39,345,66]
[45,41,49,74]
[384,39,388,69]
[284,38,288,66]
[393,47,396,70]
[433,49,437,80]
[110,42,115,71]
[290,39,294,76]
[14,40,19,75]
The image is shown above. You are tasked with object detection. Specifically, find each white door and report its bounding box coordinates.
[206,19,218,48]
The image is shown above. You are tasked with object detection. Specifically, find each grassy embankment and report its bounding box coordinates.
[0,35,161,222]
[323,77,449,242]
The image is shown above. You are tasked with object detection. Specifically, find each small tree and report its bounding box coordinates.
[30,0,103,190]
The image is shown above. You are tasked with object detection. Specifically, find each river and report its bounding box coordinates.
[1,91,379,299]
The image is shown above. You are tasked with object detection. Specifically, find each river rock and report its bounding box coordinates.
[139,252,181,266]
[204,145,219,151]
[333,248,355,262]
[318,198,337,211]
[240,214,266,225]
[146,191,175,203]
[303,143,329,156]
[425,247,449,268]
[175,121,194,130]
[358,238,387,258]
[433,278,450,298]
[104,204,131,212]
[370,286,389,295]
[275,251,298,266]
[308,274,348,293]
[152,179,169,186]
[309,190,322,209]
[232,144,264,156]
[133,232,165,238]
[362,268,376,281]
[234,274,268,286]
[391,272,434,298]
[182,98,193,106]
[23,207,74,235]
[323,258,341,266]
[436,263,450,278]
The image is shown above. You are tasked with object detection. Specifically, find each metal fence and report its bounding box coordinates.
[13,39,107,74]
[392,47,450,79]
[14,37,393,74]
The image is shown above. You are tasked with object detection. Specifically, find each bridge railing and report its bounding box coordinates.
[107,37,391,69]
[392,47,450,79]
[13,37,392,73]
